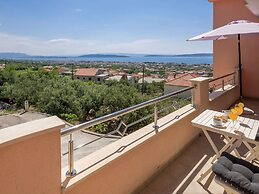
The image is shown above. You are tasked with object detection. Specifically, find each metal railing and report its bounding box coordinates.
[61,86,194,177]
[209,72,237,93]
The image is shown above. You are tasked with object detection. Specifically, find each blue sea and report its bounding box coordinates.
[0,55,213,65]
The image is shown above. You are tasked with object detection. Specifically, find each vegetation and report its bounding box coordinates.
[0,63,191,134]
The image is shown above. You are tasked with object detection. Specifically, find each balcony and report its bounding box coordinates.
[1,71,257,194]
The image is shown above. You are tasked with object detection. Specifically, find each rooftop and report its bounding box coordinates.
[165,74,199,87]
[75,68,100,77]
[138,77,165,84]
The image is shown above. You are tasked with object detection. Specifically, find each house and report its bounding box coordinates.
[0,64,5,70]
[166,73,183,81]
[138,77,165,84]
[106,75,126,82]
[42,66,53,72]
[75,68,108,83]
[106,73,136,83]
[164,73,199,98]
[58,67,72,77]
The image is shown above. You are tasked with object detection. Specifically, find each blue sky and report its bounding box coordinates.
[0,0,213,55]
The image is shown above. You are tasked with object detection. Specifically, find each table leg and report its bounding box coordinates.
[198,131,241,184]
[202,129,220,158]
[197,130,220,183]
[243,142,259,162]
[224,136,242,158]
[221,136,236,154]
[197,166,212,183]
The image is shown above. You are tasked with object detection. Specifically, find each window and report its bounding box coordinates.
[89,77,92,81]
[77,77,80,79]
[97,78,101,81]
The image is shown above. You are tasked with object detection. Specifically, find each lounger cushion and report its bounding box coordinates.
[256,132,259,141]
[253,174,259,183]
[212,152,259,194]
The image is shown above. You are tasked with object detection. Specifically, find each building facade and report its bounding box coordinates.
[210,0,259,99]
[75,68,108,83]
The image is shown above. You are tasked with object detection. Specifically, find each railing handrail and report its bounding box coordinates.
[61,86,194,136]
[209,72,236,83]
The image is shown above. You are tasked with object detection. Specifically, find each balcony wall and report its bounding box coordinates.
[0,116,65,194]
[62,105,199,194]
[212,0,259,99]
[0,76,240,194]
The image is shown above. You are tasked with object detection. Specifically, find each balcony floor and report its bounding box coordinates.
[138,133,226,194]
[139,98,259,194]
[241,98,259,120]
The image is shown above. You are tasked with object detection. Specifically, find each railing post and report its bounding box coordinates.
[190,77,210,111]
[153,103,159,132]
[222,80,225,91]
[66,134,77,177]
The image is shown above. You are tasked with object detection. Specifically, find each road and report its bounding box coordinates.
[0,111,118,168]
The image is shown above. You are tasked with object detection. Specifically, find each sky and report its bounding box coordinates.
[0,0,213,56]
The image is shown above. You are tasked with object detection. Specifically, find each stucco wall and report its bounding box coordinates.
[62,105,200,194]
[0,117,65,194]
[213,0,259,99]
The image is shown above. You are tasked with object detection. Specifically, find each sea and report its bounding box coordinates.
[0,55,213,65]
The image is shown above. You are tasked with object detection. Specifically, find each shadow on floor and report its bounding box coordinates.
[138,132,250,194]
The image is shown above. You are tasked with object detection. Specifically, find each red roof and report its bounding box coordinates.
[75,68,99,76]
[166,74,183,81]
[165,74,199,87]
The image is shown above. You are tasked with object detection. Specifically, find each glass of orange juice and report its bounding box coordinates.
[228,109,238,129]
[235,102,244,122]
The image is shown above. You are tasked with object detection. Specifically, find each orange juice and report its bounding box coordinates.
[235,106,243,116]
[228,109,238,121]
[238,102,244,108]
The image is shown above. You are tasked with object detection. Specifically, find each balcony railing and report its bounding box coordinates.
[61,86,194,177]
[209,72,237,93]
[0,71,241,194]
[60,71,239,178]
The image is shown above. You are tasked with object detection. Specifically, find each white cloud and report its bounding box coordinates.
[48,39,72,44]
[0,32,212,55]
[74,8,82,12]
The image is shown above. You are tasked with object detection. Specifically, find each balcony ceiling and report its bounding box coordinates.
[209,0,259,18]
[245,0,259,18]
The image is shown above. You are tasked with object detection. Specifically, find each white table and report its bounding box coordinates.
[192,109,259,182]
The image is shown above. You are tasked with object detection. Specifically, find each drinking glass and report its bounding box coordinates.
[235,102,244,122]
[228,109,238,129]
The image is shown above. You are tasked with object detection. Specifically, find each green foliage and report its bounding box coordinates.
[90,123,109,133]
[0,63,192,134]
[0,65,153,123]
[60,113,79,124]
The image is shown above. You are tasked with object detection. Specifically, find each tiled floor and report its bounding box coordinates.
[139,98,259,194]
[241,98,259,120]
[138,133,226,194]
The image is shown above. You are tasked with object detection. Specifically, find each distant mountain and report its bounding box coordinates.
[0,52,31,59]
[78,54,130,58]
[33,55,71,58]
[145,53,213,57]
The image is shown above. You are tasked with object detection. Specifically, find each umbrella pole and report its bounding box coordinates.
[238,34,243,98]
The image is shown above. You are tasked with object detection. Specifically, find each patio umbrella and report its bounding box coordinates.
[188,20,259,97]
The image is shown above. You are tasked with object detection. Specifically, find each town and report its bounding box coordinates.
[0,60,212,131]
[0,60,212,95]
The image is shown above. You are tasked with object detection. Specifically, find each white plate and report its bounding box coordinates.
[210,124,226,129]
